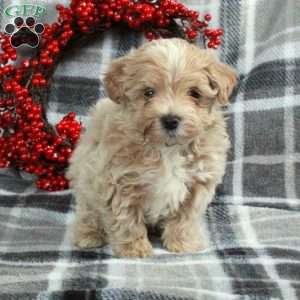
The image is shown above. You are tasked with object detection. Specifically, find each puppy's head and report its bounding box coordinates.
[104,38,237,146]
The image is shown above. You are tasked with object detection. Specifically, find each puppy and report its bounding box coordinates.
[67,38,237,258]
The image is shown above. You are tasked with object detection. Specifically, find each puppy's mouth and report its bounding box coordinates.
[164,131,179,147]
[141,120,187,147]
[165,141,177,147]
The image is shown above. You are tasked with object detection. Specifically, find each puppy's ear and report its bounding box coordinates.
[206,59,237,106]
[104,56,129,104]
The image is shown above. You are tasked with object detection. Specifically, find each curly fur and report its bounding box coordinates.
[67,38,237,257]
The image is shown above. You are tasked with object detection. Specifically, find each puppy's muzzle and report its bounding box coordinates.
[160,114,181,131]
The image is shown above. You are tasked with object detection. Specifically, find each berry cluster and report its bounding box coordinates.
[0,33,81,191]
[66,0,223,45]
[0,35,17,65]
[0,0,223,191]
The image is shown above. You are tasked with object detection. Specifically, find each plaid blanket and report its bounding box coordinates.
[1,0,300,299]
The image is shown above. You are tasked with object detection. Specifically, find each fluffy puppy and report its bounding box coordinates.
[67,38,237,258]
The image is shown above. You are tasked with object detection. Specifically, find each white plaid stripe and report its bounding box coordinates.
[47,211,75,291]
[284,32,297,202]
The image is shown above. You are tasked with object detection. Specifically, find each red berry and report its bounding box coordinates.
[145,31,155,40]
[31,59,39,67]
[204,14,212,21]
[217,28,224,36]
[214,38,221,46]
[56,4,64,10]
[207,41,215,48]
[114,14,121,22]
[39,79,47,86]
[186,30,197,39]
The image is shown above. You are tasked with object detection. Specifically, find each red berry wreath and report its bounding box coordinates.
[0,0,223,191]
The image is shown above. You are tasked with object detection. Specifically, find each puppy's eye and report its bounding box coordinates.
[188,88,201,99]
[144,88,155,98]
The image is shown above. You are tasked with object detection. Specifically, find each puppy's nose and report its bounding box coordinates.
[161,114,181,131]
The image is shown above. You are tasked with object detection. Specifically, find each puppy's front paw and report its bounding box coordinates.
[73,228,105,249]
[114,237,153,258]
[74,235,105,249]
[163,236,207,253]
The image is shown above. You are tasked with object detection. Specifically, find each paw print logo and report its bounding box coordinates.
[4,16,44,48]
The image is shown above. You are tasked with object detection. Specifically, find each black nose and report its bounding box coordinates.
[161,114,181,131]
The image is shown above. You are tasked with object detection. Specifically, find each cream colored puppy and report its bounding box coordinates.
[67,38,237,258]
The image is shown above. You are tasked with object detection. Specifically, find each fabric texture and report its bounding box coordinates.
[1,0,300,299]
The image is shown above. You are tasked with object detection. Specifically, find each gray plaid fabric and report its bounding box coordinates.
[1,0,300,299]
